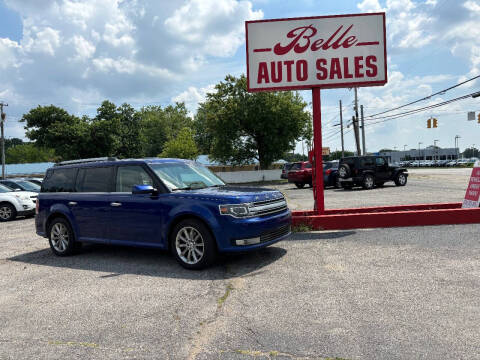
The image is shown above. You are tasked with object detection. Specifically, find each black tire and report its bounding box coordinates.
[394,172,408,186]
[308,181,313,188]
[171,219,217,270]
[295,182,305,189]
[362,174,375,190]
[48,217,77,256]
[0,202,17,222]
[338,164,350,179]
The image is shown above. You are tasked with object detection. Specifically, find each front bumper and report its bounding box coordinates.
[215,209,292,252]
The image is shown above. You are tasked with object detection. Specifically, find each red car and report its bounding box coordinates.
[287,161,312,188]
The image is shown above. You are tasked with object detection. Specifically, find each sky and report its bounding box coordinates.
[0,0,479,155]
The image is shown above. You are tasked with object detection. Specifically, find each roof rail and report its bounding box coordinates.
[54,157,118,166]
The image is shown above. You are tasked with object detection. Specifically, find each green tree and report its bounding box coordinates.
[139,103,192,157]
[160,127,199,160]
[6,144,56,164]
[21,105,91,160]
[5,138,23,150]
[195,75,311,169]
[327,150,355,160]
[463,147,479,158]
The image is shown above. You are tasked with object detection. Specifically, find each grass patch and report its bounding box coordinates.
[292,223,314,232]
[217,283,234,307]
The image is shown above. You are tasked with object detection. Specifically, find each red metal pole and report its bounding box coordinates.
[312,88,325,214]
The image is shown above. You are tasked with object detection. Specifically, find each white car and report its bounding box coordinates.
[0,183,37,221]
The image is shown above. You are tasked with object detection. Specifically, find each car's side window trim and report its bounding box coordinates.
[113,164,167,194]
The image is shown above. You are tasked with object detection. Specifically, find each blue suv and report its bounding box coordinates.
[35,158,291,269]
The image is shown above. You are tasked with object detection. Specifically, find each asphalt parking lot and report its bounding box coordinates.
[279,168,472,210]
[1,168,479,360]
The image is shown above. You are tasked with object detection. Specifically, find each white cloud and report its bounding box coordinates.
[172,84,217,114]
[357,0,384,12]
[0,38,20,69]
[165,0,263,57]
[71,35,96,60]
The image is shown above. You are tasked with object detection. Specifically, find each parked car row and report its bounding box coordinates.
[399,158,479,167]
[0,178,43,221]
[283,160,340,189]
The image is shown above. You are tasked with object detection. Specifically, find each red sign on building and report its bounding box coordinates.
[462,161,480,208]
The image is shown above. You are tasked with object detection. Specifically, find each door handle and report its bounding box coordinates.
[110,202,122,207]
[68,201,77,206]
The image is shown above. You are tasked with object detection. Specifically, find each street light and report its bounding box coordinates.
[404,144,407,151]
[434,140,439,162]
[455,135,461,160]
[418,142,423,163]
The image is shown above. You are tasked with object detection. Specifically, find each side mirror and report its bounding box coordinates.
[132,184,158,195]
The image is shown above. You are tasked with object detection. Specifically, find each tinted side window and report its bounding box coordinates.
[76,167,113,192]
[376,157,385,166]
[361,157,375,167]
[290,163,302,170]
[305,163,312,169]
[115,166,154,192]
[42,168,77,192]
[342,158,355,166]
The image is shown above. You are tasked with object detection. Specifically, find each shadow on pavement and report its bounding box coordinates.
[288,230,356,241]
[7,244,287,280]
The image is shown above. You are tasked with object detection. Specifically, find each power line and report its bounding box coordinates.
[365,90,479,122]
[365,74,480,118]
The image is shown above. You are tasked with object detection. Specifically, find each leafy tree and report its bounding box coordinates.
[21,105,91,160]
[5,138,23,150]
[195,75,311,169]
[6,144,56,164]
[327,150,355,160]
[463,147,479,158]
[139,103,192,157]
[160,127,199,160]
[283,153,308,162]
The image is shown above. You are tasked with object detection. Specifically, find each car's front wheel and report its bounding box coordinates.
[171,219,217,270]
[295,182,305,189]
[395,173,408,186]
[48,217,77,256]
[0,203,16,221]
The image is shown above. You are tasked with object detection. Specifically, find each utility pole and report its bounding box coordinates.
[339,100,344,158]
[353,88,361,156]
[360,104,366,155]
[0,102,7,180]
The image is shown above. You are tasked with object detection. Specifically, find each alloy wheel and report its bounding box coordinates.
[0,206,13,220]
[175,226,205,265]
[50,222,70,253]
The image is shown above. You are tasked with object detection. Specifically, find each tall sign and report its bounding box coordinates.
[246,13,387,92]
[462,161,480,208]
[245,13,387,213]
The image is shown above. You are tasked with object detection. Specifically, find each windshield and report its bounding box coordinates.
[16,181,41,191]
[149,162,225,190]
[0,184,13,193]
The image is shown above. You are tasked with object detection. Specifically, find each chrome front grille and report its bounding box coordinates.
[248,197,288,217]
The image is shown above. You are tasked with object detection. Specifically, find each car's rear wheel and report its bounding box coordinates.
[362,174,375,190]
[171,219,217,270]
[295,182,305,189]
[48,217,77,256]
[395,173,407,186]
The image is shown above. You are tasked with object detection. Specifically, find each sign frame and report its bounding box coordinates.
[462,160,480,208]
[245,12,387,93]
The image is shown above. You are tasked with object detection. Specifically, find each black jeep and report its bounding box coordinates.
[338,156,408,190]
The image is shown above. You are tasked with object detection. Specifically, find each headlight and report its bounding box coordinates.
[219,204,250,218]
